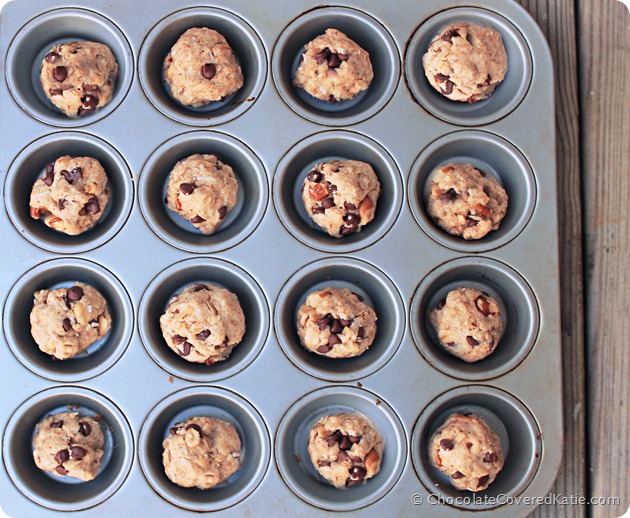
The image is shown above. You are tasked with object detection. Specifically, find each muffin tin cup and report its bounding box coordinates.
[405,7,533,126]
[411,385,542,510]
[139,130,268,253]
[2,258,134,382]
[2,386,134,511]
[4,131,134,254]
[273,130,403,253]
[138,386,270,511]
[274,257,405,382]
[138,258,270,383]
[275,385,407,511]
[272,6,400,126]
[408,130,537,253]
[138,7,267,126]
[410,256,540,381]
[5,7,133,126]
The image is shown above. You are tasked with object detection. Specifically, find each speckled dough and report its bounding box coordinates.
[302,160,381,238]
[429,288,503,362]
[308,413,383,489]
[162,416,241,489]
[427,163,508,240]
[32,411,105,482]
[30,282,112,360]
[293,28,374,102]
[430,413,504,492]
[164,27,244,107]
[29,155,110,236]
[297,287,377,358]
[159,283,245,365]
[422,22,508,103]
[165,153,238,235]
[40,41,118,117]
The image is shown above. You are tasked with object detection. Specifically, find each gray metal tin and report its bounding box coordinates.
[0,0,561,516]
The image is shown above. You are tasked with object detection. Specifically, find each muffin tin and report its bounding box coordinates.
[0,0,561,516]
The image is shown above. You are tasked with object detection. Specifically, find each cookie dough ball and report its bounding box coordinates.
[40,41,118,117]
[29,156,110,236]
[429,288,503,362]
[32,411,105,482]
[30,282,112,360]
[165,153,238,235]
[302,160,380,238]
[297,287,377,358]
[427,163,508,240]
[308,413,383,488]
[293,28,373,102]
[422,22,508,103]
[429,413,504,491]
[160,283,245,365]
[163,416,241,489]
[164,27,244,107]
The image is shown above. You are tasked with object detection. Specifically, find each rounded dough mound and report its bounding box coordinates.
[166,153,238,235]
[162,416,241,489]
[293,28,373,102]
[308,413,383,489]
[429,413,504,492]
[422,22,508,103]
[30,282,112,360]
[297,287,377,358]
[40,41,118,117]
[29,155,110,236]
[427,162,508,240]
[32,411,105,482]
[302,159,381,238]
[430,288,503,362]
[160,283,246,364]
[164,27,244,107]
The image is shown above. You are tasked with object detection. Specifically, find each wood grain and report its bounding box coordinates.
[579,1,630,517]
[515,1,587,517]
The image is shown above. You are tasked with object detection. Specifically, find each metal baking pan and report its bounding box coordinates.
[0,0,561,515]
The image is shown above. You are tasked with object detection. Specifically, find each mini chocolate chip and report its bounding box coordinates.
[439,188,457,201]
[202,63,216,79]
[466,336,480,346]
[58,199,67,210]
[54,449,69,464]
[451,471,464,479]
[316,314,331,330]
[328,333,342,347]
[50,420,64,428]
[218,205,227,220]
[435,72,450,82]
[338,435,351,450]
[328,53,341,68]
[49,88,63,96]
[71,446,86,459]
[478,474,490,487]
[179,182,195,195]
[196,329,211,340]
[179,342,192,356]
[79,421,92,436]
[191,215,205,224]
[441,29,460,42]
[437,298,446,310]
[440,438,454,450]
[172,334,187,344]
[55,465,68,475]
[344,201,356,210]
[186,423,201,433]
[321,197,335,209]
[466,218,478,227]
[343,213,360,228]
[483,452,498,463]
[317,460,331,467]
[82,94,98,109]
[317,344,331,354]
[330,319,343,334]
[45,51,61,63]
[357,326,365,339]
[441,80,455,95]
[53,66,68,82]
[67,286,84,302]
[307,170,322,183]
[349,435,361,444]
[340,318,353,327]
[62,318,73,331]
[312,206,325,215]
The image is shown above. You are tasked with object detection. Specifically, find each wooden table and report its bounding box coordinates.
[517,1,629,516]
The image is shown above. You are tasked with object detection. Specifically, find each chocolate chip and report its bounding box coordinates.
[192,284,208,292]
[179,342,192,356]
[327,183,337,194]
[478,474,490,487]
[344,201,356,210]
[440,438,454,450]
[55,465,68,475]
[343,213,360,228]
[328,53,341,68]
[312,206,325,215]
[340,318,353,327]
[348,466,366,483]
[307,170,322,183]
[437,298,446,310]
[43,171,55,184]
[317,344,331,354]
[60,168,82,184]
[179,183,194,195]
[62,318,73,331]
[321,197,335,209]
[71,446,86,459]
[318,460,331,467]
[441,80,455,95]
[340,226,355,236]
[476,296,491,316]
[58,199,67,210]
[82,94,98,110]
[328,333,342,347]
[45,51,61,63]
[186,423,201,433]
[79,421,92,436]
[325,430,341,446]
[191,215,205,224]
[172,334,187,344]
[316,314,331,330]
[54,449,69,464]
[466,218,478,227]
[337,450,349,462]
[466,442,473,449]
[354,293,364,302]
[45,163,54,175]
[466,336,480,346]
[49,88,63,96]
[446,341,456,347]
[205,357,215,365]
[82,196,100,215]
[169,426,180,435]
[357,326,365,339]
[315,48,331,65]
[483,452,498,463]
[82,83,100,94]
[196,329,211,340]
[202,63,216,79]
[67,286,84,302]
[330,319,343,334]
[50,420,64,428]
[441,29,460,42]
[338,435,351,450]
[435,72,450,82]
[451,470,464,479]
[338,53,349,61]
[218,205,227,220]
[53,66,68,82]
[439,188,457,201]
[489,339,496,350]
